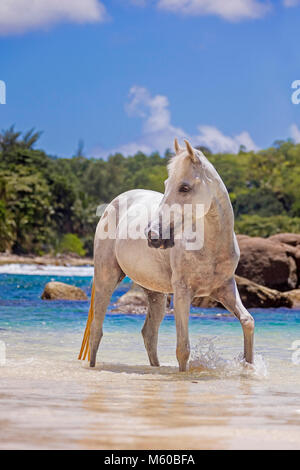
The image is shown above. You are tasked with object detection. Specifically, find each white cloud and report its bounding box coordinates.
[94,86,258,157]
[194,125,258,153]
[157,0,270,21]
[290,124,300,143]
[126,86,174,134]
[0,0,107,35]
[129,0,271,21]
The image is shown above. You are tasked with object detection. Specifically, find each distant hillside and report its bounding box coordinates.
[1,127,299,255]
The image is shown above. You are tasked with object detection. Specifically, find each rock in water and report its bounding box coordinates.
[283,289,300,308]
[116,283,172,315]
[268,233,300,248]
[41,281,87,300]
[117,283,148,306]
[236,236,298,291]
[235,275,292,309]
[192,275,292,309]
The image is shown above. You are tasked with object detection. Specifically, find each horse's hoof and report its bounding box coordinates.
[150,360,160,367]
[242,360,255,371]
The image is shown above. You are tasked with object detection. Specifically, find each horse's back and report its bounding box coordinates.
[114,188,163,211]
[95,189,162,236]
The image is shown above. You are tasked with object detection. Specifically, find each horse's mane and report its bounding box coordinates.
[167,153,183,175]
[167,150,210,176]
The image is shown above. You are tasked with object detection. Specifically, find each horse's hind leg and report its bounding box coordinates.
[90,246,124,368]
[212,277,255,364]
[142,290,167,367]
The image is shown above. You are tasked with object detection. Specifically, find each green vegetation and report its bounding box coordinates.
[0,127,299,255]
[57,234,86,257]
[235,215,300,238]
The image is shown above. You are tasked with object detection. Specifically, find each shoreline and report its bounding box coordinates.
[0,253,93,267]
[1,252,300,310]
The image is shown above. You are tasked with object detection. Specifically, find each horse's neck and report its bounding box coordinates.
[205,181,235,243]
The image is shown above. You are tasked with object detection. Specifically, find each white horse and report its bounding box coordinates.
[88,139,254,372]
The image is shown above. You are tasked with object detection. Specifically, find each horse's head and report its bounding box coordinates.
[147,138,216,249]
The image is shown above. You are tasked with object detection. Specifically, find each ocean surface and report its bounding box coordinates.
[0,264,300,450]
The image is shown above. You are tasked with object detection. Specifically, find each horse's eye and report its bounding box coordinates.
[179,184,191,193]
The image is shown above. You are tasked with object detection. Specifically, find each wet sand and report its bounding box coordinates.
[1,356,300,450]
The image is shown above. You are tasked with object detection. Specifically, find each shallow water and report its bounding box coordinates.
[0,266,300,449]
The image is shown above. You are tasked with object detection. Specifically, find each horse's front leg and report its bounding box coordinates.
[212,277,255,364]
[142,290,167,367]
[173,283,191,372]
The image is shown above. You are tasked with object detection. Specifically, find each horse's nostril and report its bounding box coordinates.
[150,239,161,247]
[148,230,159,240]
[147,229,162,249]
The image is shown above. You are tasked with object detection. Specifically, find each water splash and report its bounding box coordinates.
[232,352,268,378]
[188,336,268,378]
[189,336,227,371]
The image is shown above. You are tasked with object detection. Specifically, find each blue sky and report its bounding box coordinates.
[0,0,300,157]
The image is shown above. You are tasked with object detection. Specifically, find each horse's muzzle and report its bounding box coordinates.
[147,227,174,249]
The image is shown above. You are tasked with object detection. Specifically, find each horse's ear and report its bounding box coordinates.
[184,139,198,163]
[174,138,183,155]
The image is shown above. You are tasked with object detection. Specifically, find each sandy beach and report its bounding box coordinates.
[0,253,94,267]
[2,355,300,450]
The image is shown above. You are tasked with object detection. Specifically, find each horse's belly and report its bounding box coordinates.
[115,238,173,293]
[183,255,237,298]
[193,281,221,297]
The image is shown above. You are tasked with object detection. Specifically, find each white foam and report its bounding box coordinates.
[189,336,268,378]
[189,336,227,371]
[0,263,94,277]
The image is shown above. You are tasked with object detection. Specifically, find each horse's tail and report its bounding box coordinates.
[78,280,95,361]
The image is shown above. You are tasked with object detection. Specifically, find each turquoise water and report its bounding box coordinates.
[1,270,300,367]
[1,266,300,450]
[1,271,300,361]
